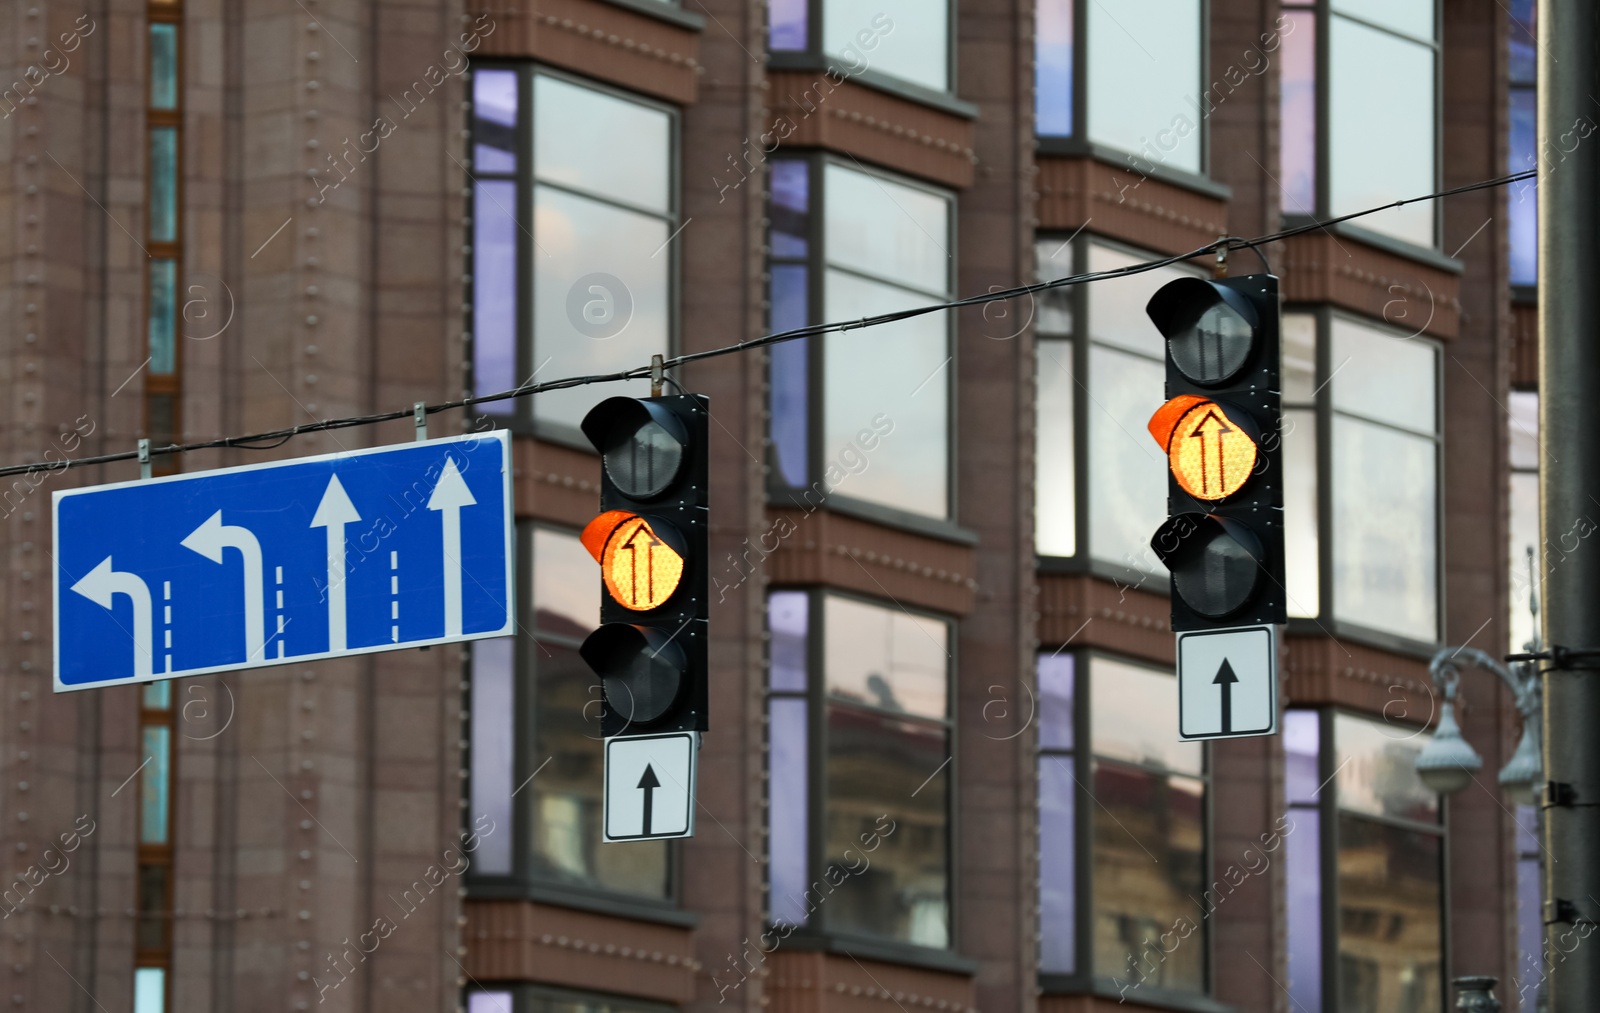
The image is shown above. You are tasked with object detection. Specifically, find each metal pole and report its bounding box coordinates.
[1537,1,1600,1008]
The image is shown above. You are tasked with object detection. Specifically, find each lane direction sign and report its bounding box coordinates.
[604,732,696,841]
[53,431,513,692]
[1176,624,1277,741]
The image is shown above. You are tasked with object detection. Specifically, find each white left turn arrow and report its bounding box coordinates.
[182,510,267,661]
[70,557,154,679]
[310,475,361,652]
[427,457,477,638]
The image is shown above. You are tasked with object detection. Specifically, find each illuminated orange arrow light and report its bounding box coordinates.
[581,511,686,612]
[1148,395,1258,502]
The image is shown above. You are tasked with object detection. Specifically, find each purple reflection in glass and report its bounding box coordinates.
[469,639,515,876]
[468,992,513,1013]
[473,180,518,408]
[1509,88,1537,285]
[769,591,809,691]
[768,697,810,925]
[1279,11,1317,213]
[1284,709,1321,804]
[1285,807,1323,1012]
[1038,652,1074,750]
[1516,855,1543,995]
[1039,754,1076,972]
[770,267,810,488]
[772,160,809,257]
[1035,0,1073,136]
[473,70,518,174]
[770,0,807,51]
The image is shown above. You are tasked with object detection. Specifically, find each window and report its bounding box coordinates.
[1508,391,1539,652]
[468,67,676,437]
[145,0,182,470]
[468,526,670,901]
[136,678,175,1012]
[1284,709,1444,1012]
[1513,804,1545,1008]
[1036,652,1209,998]
[1035,0,1206,177]
[765,591,951,949]
[1279,1,1439,247]
[1280,312,1440,643]
[767,157,955,522]
[1508,0,1537,286]
[1032,236,1207,568]
[769,1,948,93]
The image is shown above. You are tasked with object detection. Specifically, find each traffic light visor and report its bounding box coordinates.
[1150,513,1264,618]
[1146,277,1260,386]
[581,396,690,499]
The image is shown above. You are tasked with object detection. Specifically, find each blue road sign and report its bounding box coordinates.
[52,431,514,692]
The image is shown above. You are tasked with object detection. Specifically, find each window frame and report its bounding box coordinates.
[465,62,683,450]
[1287,306,1444,652]
[464,522,691,925]
[1032,232,1210,586]
[765,153,964,539]
[1291,707,1449,1013]
[764,586,965,969]
[1037,647,1216,1007]
[1034,0,1225,195]
[767,0,963,107]
[1284,0,1445,254]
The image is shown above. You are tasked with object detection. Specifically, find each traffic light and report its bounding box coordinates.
[578,395,709,737]
[1145,274,1285,632]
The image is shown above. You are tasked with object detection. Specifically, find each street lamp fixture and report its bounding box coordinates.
[1413,549,1544,801]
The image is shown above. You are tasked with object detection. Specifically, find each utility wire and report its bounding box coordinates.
[0,168,1536,481]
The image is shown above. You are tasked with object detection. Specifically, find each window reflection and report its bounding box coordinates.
[825,705,947,946]
[823,595,947,720]
[1279,7,1317,213]
[1088,655,1206,991]
[821,0,946,91]
[1085,0,1203,175]
[1091,765,1206,992]
[1035,0,1073,136]
[760,592,953,949]
[1333,713,1437,824]
[1038,652,1075,974]
[1336,817,1441,1013]
[1328,14,1435,245]
[1329,317,1439,641]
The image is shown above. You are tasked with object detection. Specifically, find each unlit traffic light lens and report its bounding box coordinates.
[603,419,684,498]
[1152,514,1263,618]
[1146,277,1261,387]
[580,624,688,727]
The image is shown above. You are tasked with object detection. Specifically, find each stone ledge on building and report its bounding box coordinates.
[463,897,697,1004]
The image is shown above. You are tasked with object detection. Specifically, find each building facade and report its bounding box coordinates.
[0,0,1542,1011]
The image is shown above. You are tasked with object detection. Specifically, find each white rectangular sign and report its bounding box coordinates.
[603,732,697,842]
[1177,624,1278,741]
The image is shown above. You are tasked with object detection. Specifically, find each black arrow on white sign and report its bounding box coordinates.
[637,763,661,836]
[1213,659,1239,735]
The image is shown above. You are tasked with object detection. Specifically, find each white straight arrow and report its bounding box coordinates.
[309,475,361,652]
[427,457,477,638]
[181,510,267,661]
[70,557,154,679]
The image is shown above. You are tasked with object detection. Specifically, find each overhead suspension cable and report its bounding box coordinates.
[0,168,1536,481]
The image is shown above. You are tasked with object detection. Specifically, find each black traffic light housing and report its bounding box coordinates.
[579,394,709,736]
[1146,274,1286,632]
